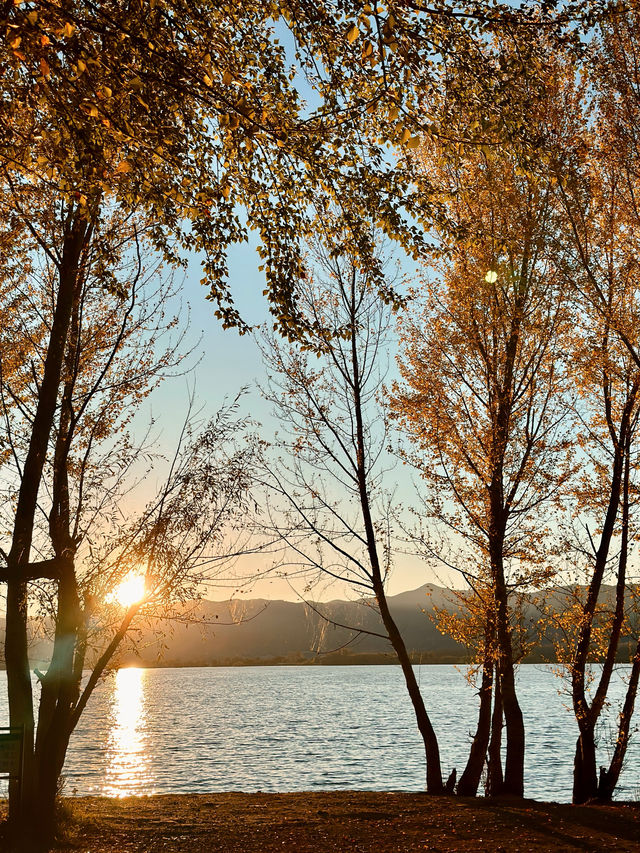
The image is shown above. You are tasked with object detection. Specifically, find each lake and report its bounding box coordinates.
[1,664,638,802]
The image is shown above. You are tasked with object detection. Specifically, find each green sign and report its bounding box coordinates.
[0,729,23,777]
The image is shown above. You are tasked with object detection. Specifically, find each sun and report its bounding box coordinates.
[111,573,146,608]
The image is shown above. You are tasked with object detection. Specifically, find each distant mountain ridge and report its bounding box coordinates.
[124,583,465,666]
[1,582,637,668]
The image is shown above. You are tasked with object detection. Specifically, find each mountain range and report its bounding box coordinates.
[122,583,466,666]
[1,582,636,667]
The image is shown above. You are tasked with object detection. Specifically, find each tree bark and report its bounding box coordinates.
[597,638,640,802]
[373,578,444,794]
[487,673,504,796]
[457,631,494,796]
[4,216,89,841]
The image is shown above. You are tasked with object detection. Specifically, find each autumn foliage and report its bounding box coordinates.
[2,4,640,852]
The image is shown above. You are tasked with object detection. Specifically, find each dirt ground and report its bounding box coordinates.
[1,791,639,852]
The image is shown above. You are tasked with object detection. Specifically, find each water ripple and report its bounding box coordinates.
[0,664,639,801]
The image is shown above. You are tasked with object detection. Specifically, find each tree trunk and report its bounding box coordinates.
[4,218,89,840]
[33,566,82,845]
[493,548,525,796]
[457,650,494,796]
[487,673,504,796]
[4,580,34,830]
[497,654,525,795]
[573,726,598,804]
[573,434,633,805]
[347,276,444,796]
[374,580,444,794]
[597,638,640,802]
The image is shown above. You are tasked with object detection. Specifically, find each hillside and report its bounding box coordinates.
[118,583,466,666]
[1,583,637,668]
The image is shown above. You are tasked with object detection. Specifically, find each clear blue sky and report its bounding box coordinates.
[138,233,455,604]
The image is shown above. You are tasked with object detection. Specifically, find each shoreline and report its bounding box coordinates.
[0,653,621,670]
[2,791,638,851]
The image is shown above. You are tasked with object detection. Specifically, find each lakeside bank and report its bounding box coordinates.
[1,791,638,851]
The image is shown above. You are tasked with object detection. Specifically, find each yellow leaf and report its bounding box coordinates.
[64,22,74,37]
[203,73,213,87]
[10,36,21,49]
[89,105,99,117]
[115,160,133,174]
[222,70,233,85]
[77,59,86,73]
[27,11,37,24]
[347,24,359,43]
[40,58,50,77]
[406,135,421,149]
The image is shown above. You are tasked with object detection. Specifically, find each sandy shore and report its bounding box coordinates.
[1,791,639,851]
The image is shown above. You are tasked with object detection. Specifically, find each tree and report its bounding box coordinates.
[258,235,450,795]
[0,1,611,831]
[0,4,541,791]
[0,3,399,840]
[548,7,640,801]
[0,200,258,848]
[549,319,640,803]
[393,122,571,797]
[1,2,603,331]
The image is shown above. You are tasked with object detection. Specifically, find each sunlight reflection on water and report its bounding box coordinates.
[102,667,153,797]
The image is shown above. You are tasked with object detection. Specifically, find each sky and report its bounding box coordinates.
[138,231,455,604]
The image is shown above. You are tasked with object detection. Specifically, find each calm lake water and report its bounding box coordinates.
[1,664,638,802]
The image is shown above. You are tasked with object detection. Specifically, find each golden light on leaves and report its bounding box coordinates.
[114,160,133,174]
[484,270,498,283]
